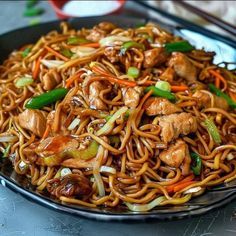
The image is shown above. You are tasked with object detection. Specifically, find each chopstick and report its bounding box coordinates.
[134,1,236,48]
[175,1,236,36]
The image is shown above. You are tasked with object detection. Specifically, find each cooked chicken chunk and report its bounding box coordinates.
[214,96,229,110]
[143,48,168,68]
[122,86,143,108]
[98,22,116,32]
[82,76,108,110]
[159,139,191,175]
[47,174,92,198]
[46,110,70,135]
[86,26,106,42]
[144,97,182,116]
[42,68,61,91]
[89,81,108,110]
[35,135,79,157]
[62,157,95,169]
[193,90,229,110]
[18,109,47,137]
[104,47,120,63]
[159,113,197,143]
[169,52,197,82]
[159,67,175,82]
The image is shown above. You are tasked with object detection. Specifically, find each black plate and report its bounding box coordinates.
[0,16,236,221]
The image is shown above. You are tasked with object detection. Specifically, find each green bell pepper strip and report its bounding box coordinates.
[67,37,90,45]
[203,118,221,144]
[60,48,73,58]
[25,88,68,109]
[144,86,176,101]
[190,152,202,175]
[164,41,194,53]
[209,83,236,109]
[22,47,31,58]
[120,41,145,55]
[38,140,99,166]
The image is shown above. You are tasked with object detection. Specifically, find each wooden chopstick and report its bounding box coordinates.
[175,1,236,36]
[134,1,236,48]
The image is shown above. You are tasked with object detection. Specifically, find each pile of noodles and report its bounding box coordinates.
[0,21,235,211]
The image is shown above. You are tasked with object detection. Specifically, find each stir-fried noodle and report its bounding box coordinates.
[0,22,236,211]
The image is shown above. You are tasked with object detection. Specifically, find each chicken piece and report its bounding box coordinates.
[23,142,38,163]
[89,81,108,110]
[47,174,92,198]
[212,95,229,110]
[159,67,175,82]
[86,26,106,42]
[144,97,182,116]
[169,52,197,82]
[159,113,197,143]
[35,135,79,157]
[46,110,69,135]
[122,86,143,108]
[82,76,108,110]
[62,158,95,169]
[104,47,120,63]
[143,48,168,68]
[42,68,61,91]
[18,110,47,137]
[159,139,191,175]
[193,90,229,110]
[98,22,116,32]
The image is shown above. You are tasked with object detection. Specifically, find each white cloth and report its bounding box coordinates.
[148,0,236,37]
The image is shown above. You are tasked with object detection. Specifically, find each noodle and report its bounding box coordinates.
[0,21,235,211]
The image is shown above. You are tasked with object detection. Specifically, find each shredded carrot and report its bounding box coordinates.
[92,65,113,77]
[45,45,69,61]
[173,181,197,192]
[32,56,42,79]
[106,75,137,87]
[229,91,236,102]
[209,69,227,90]
[171,85,188,92]
[92,66,137,87]
[141,81,156,86]
[215,75,220,88]
[65,71,83,88]
[166,175,194,193]
[92,65,155,87]
[42,124,50,139]
[80,42,100,48]
[32,50,47,79]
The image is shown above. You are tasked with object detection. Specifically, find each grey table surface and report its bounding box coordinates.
[0,1,236,236]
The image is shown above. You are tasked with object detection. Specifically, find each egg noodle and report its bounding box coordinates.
[0,22,235,211]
